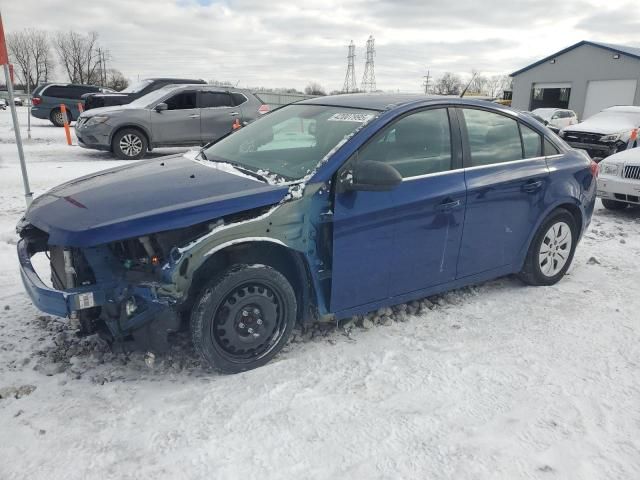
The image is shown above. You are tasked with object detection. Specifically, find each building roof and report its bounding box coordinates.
[511,40,640,77]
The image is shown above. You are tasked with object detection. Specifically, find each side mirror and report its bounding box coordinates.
[342,161,402,192]
[155,103,168,112]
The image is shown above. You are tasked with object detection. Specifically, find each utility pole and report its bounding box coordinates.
[102,50,107,86]
[26,53,31,139]
[360,35,376,93]
[422,69,431,95]
[342,41,356,93]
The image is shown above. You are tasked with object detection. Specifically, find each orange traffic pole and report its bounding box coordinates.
[60,104,72,146]
[232,118,241,130]
[77,102,84,113]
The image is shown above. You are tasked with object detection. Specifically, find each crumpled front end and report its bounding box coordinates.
[17,221,186,350]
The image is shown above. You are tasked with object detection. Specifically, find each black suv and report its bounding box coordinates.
[82,78,207,111]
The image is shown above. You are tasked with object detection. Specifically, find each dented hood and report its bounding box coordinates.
[22,154,289,247]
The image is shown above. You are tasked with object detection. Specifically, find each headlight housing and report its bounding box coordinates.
[600,163,620,176]
[600,133,621,143]
[85,115,110,126]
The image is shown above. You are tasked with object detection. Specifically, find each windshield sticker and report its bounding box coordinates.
[327,113,375,123]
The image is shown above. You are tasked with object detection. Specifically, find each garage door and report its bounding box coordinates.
[583,79,638,119]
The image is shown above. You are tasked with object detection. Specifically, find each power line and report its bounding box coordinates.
[342,40,356,93]
[361,35,376,93]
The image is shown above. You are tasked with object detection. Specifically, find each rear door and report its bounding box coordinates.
[151,90,200,145]
[199,90,237,143]
[330,107,466,313]
[456,107,549,277]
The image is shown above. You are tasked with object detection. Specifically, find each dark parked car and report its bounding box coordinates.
[31,83,114,127]
[82,77,207,111]
[17,94,597,373]
[75,84,266,159]
[559,106,640,160]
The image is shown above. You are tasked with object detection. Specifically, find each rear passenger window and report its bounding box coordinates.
[358,108,452,178]
[462,109,522,166]
[165,92,197,110]
[544,139,560,156]
[44,86,70,98]
[200,92,234,108]
[231,93,248,106]
[520,123,542,158]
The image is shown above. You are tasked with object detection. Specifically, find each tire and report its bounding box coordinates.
[50,108,68,127]
[190,264,297,374]
[112,128,148,160]
[519,209,578,286]
[602,198,628,211]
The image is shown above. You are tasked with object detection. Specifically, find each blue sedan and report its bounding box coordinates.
[17,94,598,373]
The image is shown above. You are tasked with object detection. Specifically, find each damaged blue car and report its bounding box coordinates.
[17,94,598,373]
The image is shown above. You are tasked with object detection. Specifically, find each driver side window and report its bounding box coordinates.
[358,108,452,178]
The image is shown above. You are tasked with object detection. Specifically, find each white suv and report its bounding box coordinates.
[597,147,640,209]
[531,108,578,129]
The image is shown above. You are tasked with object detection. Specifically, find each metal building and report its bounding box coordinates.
[511,41,640,119]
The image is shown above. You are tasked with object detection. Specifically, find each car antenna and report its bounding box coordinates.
[460,72,477,98]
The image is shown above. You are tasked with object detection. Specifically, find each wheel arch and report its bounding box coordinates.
[187,240,317,325]
[517,199,585,271]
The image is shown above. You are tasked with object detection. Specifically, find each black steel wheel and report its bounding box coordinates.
[190,264,296,374]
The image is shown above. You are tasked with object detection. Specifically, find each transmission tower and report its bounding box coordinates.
[342,41,357,93]
[361,35,376,92]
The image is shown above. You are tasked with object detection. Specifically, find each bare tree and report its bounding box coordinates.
[468,69,488,95]
[7,29,54,90]
[304,82,326,96]
[105,69,128,91]
[433,72,462,96]
[54,31,105,85]
[486,74,512,98]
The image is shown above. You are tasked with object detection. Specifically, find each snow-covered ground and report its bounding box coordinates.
[0,108,639,480]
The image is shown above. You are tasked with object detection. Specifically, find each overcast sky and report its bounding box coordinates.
[3,0,640,92]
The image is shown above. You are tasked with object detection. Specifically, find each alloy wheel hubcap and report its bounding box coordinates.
[539,221,572,277]
[120,134,143,157]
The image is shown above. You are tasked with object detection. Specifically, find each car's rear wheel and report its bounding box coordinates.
[519,209,577,286]
[112,128,148,160]
[602,199,628,210]
[190,264,297,374]
[50,108,68,127]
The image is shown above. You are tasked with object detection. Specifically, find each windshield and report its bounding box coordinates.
[588,110,640,124]
[120,79,153,93]
[531,108,556,121]
[201,104,377,181]
[127,86,176,108]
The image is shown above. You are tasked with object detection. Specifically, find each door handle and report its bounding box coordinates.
[229,111,240,116]
[188,114,199,119]
[523,180,543,193]
[436,198,461,211]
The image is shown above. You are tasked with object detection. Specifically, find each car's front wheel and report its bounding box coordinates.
[519,209,577,286]
[602,199,628,211]
[112,128,148,160]
[190,264,297,374]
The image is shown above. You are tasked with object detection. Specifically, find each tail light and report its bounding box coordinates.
[258,104,270,115]
[32,97,41,106]
[590,160,599,178]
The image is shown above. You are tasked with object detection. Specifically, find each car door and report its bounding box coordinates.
[151,90,200,145]
[456,107,549,278]
[330,107,467,313]
[199,91,238,143]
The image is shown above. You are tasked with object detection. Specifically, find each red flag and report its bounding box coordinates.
[0,13,8,65]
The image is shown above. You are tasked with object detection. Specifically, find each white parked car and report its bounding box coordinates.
[597,147,640,209]
[531,108,579,129]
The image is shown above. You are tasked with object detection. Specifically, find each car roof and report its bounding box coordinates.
[144,78,206,83]
[159,84,246,93]
[298,93,461,111]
